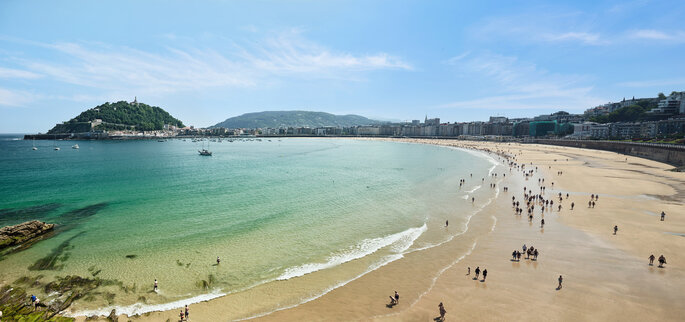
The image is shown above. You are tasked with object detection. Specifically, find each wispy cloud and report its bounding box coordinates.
[627,29,685,41]
[472,11,609,46]
[0,66,42,79]
[0,87,38,106]
[4,30,412,100]
[617,78,685,88]
[439,53,603,110]
[542,32,603,45]
[239,29,412,74]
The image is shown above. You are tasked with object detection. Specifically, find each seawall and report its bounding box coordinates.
[530,139,685,168]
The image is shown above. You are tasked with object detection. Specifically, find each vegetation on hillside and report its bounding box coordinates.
[589,99,660,124]
[212,110,381,129]
[48,101,184,133]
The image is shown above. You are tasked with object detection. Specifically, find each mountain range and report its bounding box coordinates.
[212,111,381,129]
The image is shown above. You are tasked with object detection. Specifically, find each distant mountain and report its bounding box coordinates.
[212,111,381,129]
[48,101,184,133]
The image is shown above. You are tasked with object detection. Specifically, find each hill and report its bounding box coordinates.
[212,111,381,129]
[48,101,184,133]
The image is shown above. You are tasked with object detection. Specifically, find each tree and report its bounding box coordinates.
[658,92,666,100]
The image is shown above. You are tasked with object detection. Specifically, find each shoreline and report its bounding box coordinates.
[14,138,683,321]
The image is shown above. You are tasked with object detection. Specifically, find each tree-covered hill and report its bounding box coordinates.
[212,111,380,129]
[48,101,185,133]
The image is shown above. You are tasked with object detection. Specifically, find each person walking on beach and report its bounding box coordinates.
[613,225,618,235]
[649,254,655,265]
[533,249,539,260]
[154,279,158,291]
[661,211,666,221]
[482,269,488,281]
[512,250,517,261]
[185,305,189,321]
[30,294,36,306]
[658,255,667,268]
[571,202,574,210]
[180,310,185,321]
[517,251,522,261]
[438,302,446,320]
[558,275,563,290]
[475,267,480,280]
[541,218,545,228]
[217,256,221,265]
[445,220,449,227]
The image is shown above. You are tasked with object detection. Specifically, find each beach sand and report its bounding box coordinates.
[86,140,685,321]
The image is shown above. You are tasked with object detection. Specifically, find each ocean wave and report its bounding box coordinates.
[67,289,226,317]
[277,223,427,281]
[465,185,481,194]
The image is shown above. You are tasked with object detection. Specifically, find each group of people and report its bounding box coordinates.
[648,254,667,267]
[387,291,400,306]
[179,305,190,321]
[466,266,488,281]
[511,244,539,261]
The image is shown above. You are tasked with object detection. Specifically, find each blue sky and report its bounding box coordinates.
[1,0,684,132]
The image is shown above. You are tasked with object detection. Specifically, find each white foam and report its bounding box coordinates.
[237,227,427,321]
[465,185,481,194]
[67,289,225,317]
[277,223,427,281]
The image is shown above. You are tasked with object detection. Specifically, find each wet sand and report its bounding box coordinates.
[86,139,685,321]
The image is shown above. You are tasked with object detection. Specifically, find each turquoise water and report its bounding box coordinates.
[0,135,497,315]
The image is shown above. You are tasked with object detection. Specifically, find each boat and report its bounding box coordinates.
[72,144,79,149]
[198,138,212,156]
[54,147,60,151]
[53,135,59,150]
[32,138,37,150]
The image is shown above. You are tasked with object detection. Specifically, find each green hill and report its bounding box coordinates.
[212,111,380,129]
[48,101,184,133]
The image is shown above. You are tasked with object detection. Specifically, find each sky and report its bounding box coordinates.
[1,0,685,133]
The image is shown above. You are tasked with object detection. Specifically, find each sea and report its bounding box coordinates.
[0,134,499,317]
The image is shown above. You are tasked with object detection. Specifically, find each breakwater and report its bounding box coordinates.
[531,139,685,167]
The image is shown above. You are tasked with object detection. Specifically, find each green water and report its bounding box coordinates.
[0,136,497,315]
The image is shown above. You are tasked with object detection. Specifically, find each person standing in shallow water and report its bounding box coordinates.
[661,211,666,221]
[475,267,480,280]
[613,225,618,235]
[154,279,158,291]
[558,275,563,289]
[649,254,655,265]
[482,269,488,281]
[394,291,400,304]
[445,220,449,227]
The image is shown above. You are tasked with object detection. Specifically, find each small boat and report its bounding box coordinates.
[72,144,79,149]
[198,149,212,156]
[54,147,60,151]
[32,138,38,150]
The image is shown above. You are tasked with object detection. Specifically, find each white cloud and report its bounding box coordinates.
[438,53,604,110]
[628,29,685,41]
[0,87,38,106]
[543,32,603,45]
[472,11,609,46]
[8,31,411,99]
[0,67,42,79]
[239,30,412,74]
[617,78,685,88]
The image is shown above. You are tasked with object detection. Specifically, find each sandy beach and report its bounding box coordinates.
[87,139,685,321]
